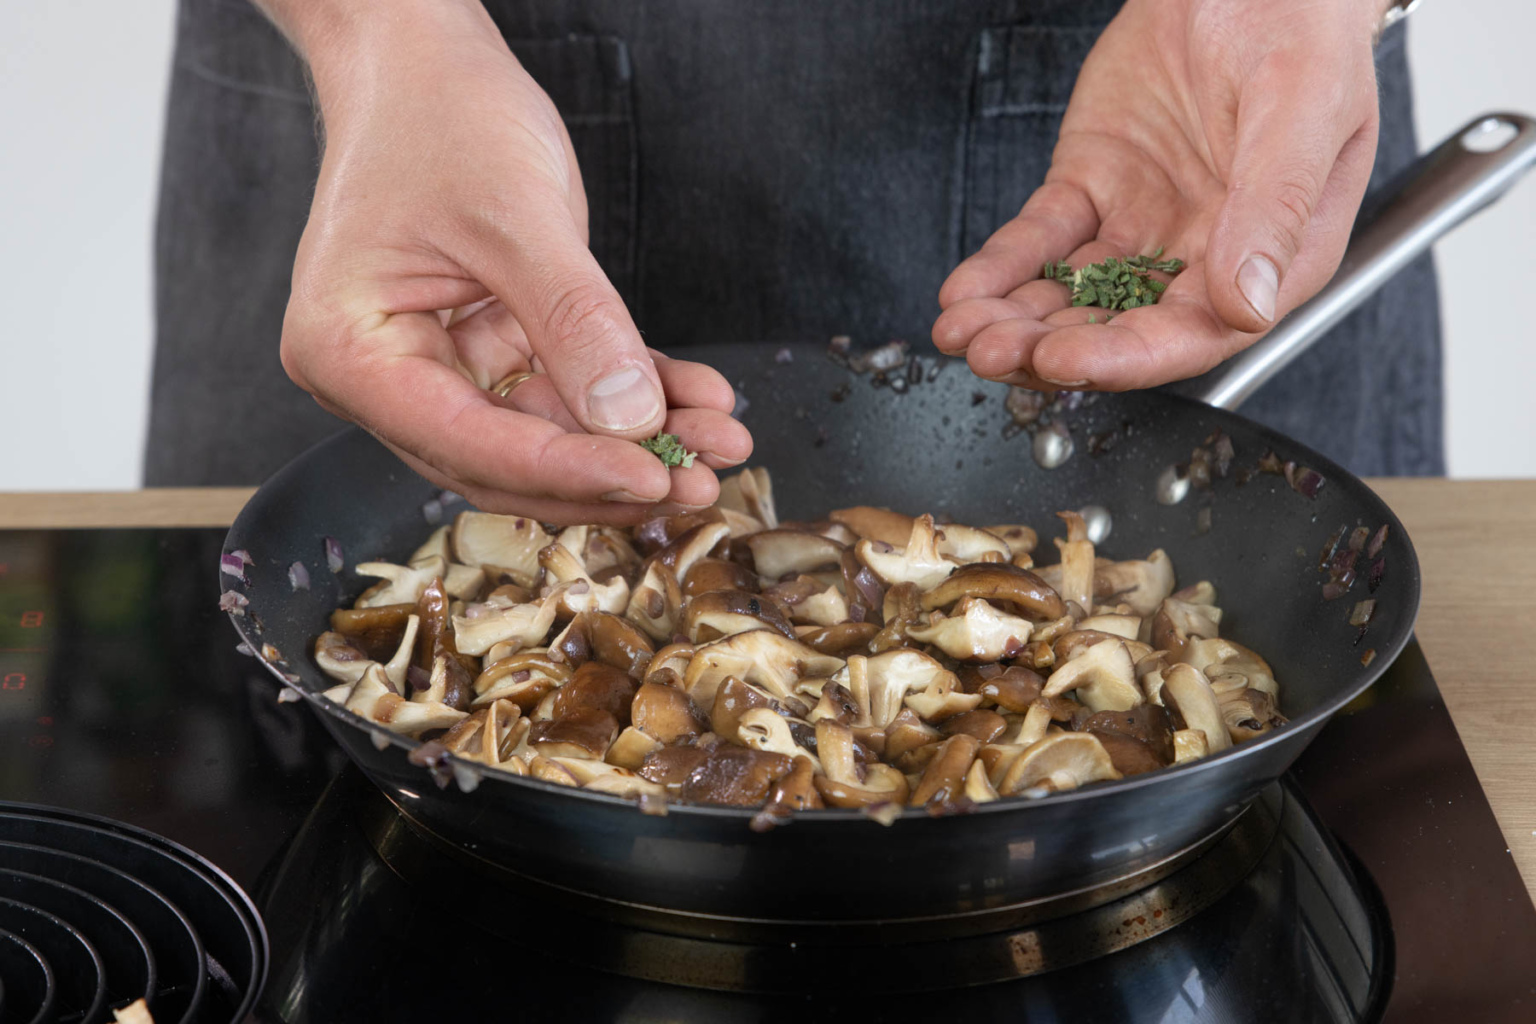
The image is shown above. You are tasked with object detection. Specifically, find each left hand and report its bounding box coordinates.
[933,0,1389,391]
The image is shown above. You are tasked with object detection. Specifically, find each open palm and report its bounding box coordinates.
[934,0,1385,391]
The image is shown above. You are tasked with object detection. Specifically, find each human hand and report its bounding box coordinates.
[933,0,1390,391]
[274,0,750,524]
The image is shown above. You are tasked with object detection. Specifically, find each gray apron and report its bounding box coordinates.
[146,0,1441,484]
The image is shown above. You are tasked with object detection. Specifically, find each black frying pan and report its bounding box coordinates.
[225,114,1536,926]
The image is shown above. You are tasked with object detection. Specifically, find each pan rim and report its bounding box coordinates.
[225,397,1421,824]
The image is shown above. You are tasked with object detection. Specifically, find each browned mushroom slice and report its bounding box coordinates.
[653,522,734,581]
[1216,687,1287,742]
[868,582,922,653]
[634,512,712,556]
[833,650,961,728]
[1093,550,1176,617]
[964,758,1000,803]
[919,563,1066,621]
[829,506,914,547]
[606,727,663,770]
[379,615,420,692]
[737,708,821,769]
[344,663,467,737]
[314,631,373,685]
[530,707,620,759]
[1053,629,1153,666]
[472,651,571,709]
[452,596,559,657]
[985,524,1039,557]
[1159,664,1233,755]
[813,720,911,809]
[1149,597,1223,662]
[855,514,955,590]
[682,557,760,598]
[1042,640,1140,712]
[763,755,824,813]
[998,732,1121,795]
[882,709,942,761]
[452,511,551,587]
[977,665,1046,712]
[441,698,522,766]
[413,652,473,711]
[1182,638,1278,698]
[625,562,684,642]
[581,527,642,582]
[551,661,637,726]
[745,530,846,581]
[1073,614,1141,640]
[709,675,778,742]
[539,541,630,617]
[680,743,795,807]
[631,681,707,744]
[550,757,666,798]
[637,744,712,791]
[1088,731,1165,777]
[1173,728,1209,763]
[716,467,778,531]
[796,622,879,657]
[641,642,694,688]
[329,603,416,661]
[763,577,850,627]
[940,709,1008,744]
[1076,705,1175,765]
[909,734,982,810]
[840,548,887,624]
[906,597,1034,662]
[684,629,846,709]
[684,590,797,643]
[353,555,448,608]
[934,523,1012,563]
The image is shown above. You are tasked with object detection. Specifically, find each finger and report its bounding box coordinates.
[382,439,660,527]
[290,309,674,504]
[1206,63,1377,333]
[648,349,738,414]
[962,317,1055,382]
[662,406,753,469]
[448,299,534,388]
[932,297,1042,356]
[461,186,667,440]
[938,182,1100,307]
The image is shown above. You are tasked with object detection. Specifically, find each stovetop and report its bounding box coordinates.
[0,528,1533,1022]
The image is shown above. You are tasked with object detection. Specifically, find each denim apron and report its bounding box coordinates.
[146,0,1441,484]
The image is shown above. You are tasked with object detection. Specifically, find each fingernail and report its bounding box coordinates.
[588,366,663,431]
[602,489,657,504]
[1237,256,1279,323]
[650,502,710,517]
[1041,377,1090,388]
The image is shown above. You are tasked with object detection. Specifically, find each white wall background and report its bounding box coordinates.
[1,2,1532,489]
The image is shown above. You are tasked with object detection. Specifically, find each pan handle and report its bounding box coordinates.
[1181,112,1536,411]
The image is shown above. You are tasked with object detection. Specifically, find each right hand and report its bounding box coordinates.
[278,2,751,524]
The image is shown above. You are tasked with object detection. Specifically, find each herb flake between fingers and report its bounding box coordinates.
[640,433,697,468]
[1043,248,1186,312]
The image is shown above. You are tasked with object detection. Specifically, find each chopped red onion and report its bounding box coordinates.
[288,561,311,591]
[324,536,344,574]
[1348,599,1376,628]
[1367,557,1386,593]
[452,762,483,794]
[422,498,444,525]
[406,665,431,693]
[848,340,909,374]
[407,740,453,789]
[262,643,282,662]
[439,489,463,506]
[1006,387,1048,427]
[1366,524,1390,559]
[1288,466,1326,499]
[510,670,531,684]
[218,591,249,614]
[1321,575,1354,601]
[1360,648,1377,667]
[1318,526,1347,571]
[234,642,255,657]
[568,580,591,595]
[861,801,902,826]
[463,602,492,620]
[277,687,303,703]
[219,553,248,583]
[1347,526,1370,553]
[232,549,253,565]
[1328,548,1358,577]
[774,347,794,364]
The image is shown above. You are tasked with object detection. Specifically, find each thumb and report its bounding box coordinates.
[471,188,666,440]
[1206,75,1377,334]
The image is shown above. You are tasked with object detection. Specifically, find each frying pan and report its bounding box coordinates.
[226,113,1536,927]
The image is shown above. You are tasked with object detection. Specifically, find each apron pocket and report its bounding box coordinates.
[509,35,638,307]
[959,25,1102,260]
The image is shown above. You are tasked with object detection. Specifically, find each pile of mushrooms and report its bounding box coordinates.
[313,469,1285,821]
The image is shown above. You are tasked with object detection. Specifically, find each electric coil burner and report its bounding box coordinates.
[1,529,1534,1023]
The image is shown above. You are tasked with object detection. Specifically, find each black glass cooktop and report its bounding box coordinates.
[0,529,1533,1022]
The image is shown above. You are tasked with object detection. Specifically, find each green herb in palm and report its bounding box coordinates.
[640,433,697,468]
[1042,248,1186,312]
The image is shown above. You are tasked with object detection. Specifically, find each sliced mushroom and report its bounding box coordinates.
[314,631,372,685]
[1182,638,1278,698]
[829,506,913,548]
[1073,614,1141,640]
[763,754,824,813]
[683,629,845,709]
[746,530,846,580]
[919,563,1066,621]
[451,512,551,587]
[709,674,778,743]
[934,523,1012,563]
[680,743,794,807]
[631,681,706,744]
[907,597,1034,662]
[472,651,571,709]
[1173,728,1209,763]
[413,651,473,711]
[328,603,415,660]
[833,649,960,728]
[884,708,943,761]
[796,621,879,657]
[625,562,684,642]
[1042,640,1140,712]
[529,707,620,759]
[940,709,1008,744]
[452,597,559,656]
[555,758,667,798]
[540,542,630,616]
[552,610,656,679]
[737,708,821,770]
[1217,687,1287,742]
[1076,705,1175,765]
[641,642,695,689]
[344,663,467,737]
[998,732,1121,796]
[581,527,642,582]
[354,555,447,608]
[682,557,759,598]
[909,733,982,810]
[976,665,1046,712]
[1150,597,1223,661]
[812,720,911,809]
[1051,511,1096,615]
[963,758,999,803]
[985,524,1039,557]
[605,726,662,770]
[551,661,637,726]
[1088,730,1165,777]
[684,590,797,643]
[716,467,778,531]
[1054,629,1154,667]
[1094,550,1176,617]
[382,614,421,691]
[440,698,521,766]
[855,514,955,590]
[1159,664,1233,755]
[637,744,712,791]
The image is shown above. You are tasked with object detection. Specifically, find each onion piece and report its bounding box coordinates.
[288,561,311,591]
[1348,599,1376,628]
[1367,524,1390,559]
[422,497,444,525]
[324,536,345,574]
[1367,557,1386,593]
[405,665,430,693]
[218,591,249,614]
[277,687,303,703]
[219,554,248,584]
[1347,526,1371,553]
[407,740,454,789]
[234,642,255,657]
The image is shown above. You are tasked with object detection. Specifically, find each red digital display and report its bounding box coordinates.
[18,611,43,629]
[3,673,24,691]
[0,564,8,577]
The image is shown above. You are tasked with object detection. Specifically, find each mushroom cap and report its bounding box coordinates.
[1217,687,1287,742]
[909,733,982,810]
[745,529,846,580]
[684,629,846,709]
[795,621,879,657]
[906,597,1034,662]
[736,708,820,770]
[451,512,550,587]
[552,661,637,726]
[530,707,620,760]
[976,665,1046,712]
[1160,664,1233,754]
[683,589,797,643]
[1076,704,1175,764]
[472,651,571,709]
[829,506,914,548]
[354,556,447,608]
[1182,637,1278,698]
[1042,639,1141,712]
[998,732,1122,796]
[1150,597,1223,661]
[679,743,795,807]
[624,561,684,642]
[919,563,1066,621]
[940,709,1008,744]
[854,514,955,590]
[452,597,559,656]
[314,631,372,684]
[641,641,695,689]
[715,467,778,531]
[682,557,759,598]
[631,681,707,744]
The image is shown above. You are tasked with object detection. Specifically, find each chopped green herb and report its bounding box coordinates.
[640,433,697,468]
[1043,248,1186,312]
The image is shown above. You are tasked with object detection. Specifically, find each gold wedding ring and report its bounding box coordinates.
[491,370,539,398]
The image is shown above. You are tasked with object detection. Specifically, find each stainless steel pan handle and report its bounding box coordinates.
[1184,112,1536,411]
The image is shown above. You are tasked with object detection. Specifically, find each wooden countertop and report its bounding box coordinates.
[2,481,1533,898]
